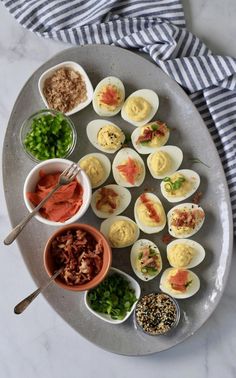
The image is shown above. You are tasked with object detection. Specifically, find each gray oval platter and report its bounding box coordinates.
[3,45,233,355]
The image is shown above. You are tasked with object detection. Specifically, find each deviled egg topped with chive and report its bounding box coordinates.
[161,169,200,203]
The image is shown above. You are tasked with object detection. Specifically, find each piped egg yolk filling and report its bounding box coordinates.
[80,156,105,187]
[124,96,151,121]
[150,151,171,175]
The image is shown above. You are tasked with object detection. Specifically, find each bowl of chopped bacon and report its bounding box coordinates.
[44,223,112,291]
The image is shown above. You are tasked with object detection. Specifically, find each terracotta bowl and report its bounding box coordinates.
[44,223,112,291]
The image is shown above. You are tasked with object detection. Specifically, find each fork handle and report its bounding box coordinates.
[4,183,61,245]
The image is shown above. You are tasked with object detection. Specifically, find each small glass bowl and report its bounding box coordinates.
[20,109,77,163]
[134,292,180,336]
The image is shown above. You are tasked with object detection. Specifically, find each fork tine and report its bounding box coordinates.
[61,164,74,177]
[65,163,79,180]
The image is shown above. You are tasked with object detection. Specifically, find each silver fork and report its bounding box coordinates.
[4,162,80,245]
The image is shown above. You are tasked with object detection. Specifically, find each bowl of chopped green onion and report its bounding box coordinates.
[20,109,77,162]
[84,267,141,324]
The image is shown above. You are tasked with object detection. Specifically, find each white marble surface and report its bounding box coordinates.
[0,1,235,377]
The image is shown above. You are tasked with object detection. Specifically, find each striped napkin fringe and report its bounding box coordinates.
[2,0,236,233]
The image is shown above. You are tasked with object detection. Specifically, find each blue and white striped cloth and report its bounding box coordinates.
[2,0,236,233]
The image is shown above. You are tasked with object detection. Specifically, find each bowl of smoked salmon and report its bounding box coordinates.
[44,223,112,291]
[23,158,92,226]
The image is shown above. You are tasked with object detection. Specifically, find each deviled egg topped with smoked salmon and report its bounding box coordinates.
[134,192,166,234]
[93,76,125,117]
[86,120,125,154]
[160,268,200,299]
[131,121,170,154]
[91,184,131,218]
[121,89,159,127]
[112,148,145,187]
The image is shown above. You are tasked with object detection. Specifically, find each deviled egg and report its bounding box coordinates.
[167,239,205,269]
[134,192,166,234]
[93,76,125,117]
[86,120,125,154]
[147,146,183,179]
[100,215,140,248]
[130,239,162,281]
[112,147,145,187]
[91,184,131,218]
[121,89,159,127]
[160,268,200,299]
[167,203,205,238]
[131,121,170,154]
[78,152,111,189]
[161,169,200,203]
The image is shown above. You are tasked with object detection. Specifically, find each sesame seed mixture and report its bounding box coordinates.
[135,293,178,335]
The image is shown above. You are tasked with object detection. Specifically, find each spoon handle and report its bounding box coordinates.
[14,267,63,315]
[4,183,61,246]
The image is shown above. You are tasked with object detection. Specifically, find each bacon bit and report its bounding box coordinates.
[100,85,120,106]
[169,270,189,292]
[192,191,203,205]
[96,187,118,213]
[117,157,140,185]
[136,121,167,144]
[51,229,103,286]
[172,208,204,229]
[140,193,160,223]
[162,234,174,244]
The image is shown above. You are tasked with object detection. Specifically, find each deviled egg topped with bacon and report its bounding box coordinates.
[161,169,200,203]
[100,215,140,248]
[86,120,125,154]
[167,203,205,238]
[93,76,125,117]
[121,89,159,127]
[91,184,131,218]
[134,192,166,234]
[160,268,200,299]
[112,148,145,187]
[131,121,170,154]
[130,239,162,281]
[147,146,183,179]
[78,152,111,189]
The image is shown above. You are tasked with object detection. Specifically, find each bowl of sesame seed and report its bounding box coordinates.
[135,292,180,336]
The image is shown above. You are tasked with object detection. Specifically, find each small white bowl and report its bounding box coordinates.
[23,158,92,226]
[84,267,141,324]
[38,61,94,116]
